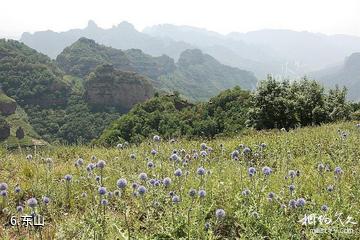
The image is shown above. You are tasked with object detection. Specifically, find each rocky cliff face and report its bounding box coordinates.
[85,65,154,111]
[0,92,17,115]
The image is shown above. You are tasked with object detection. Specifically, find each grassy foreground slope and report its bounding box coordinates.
[0,122,359,239]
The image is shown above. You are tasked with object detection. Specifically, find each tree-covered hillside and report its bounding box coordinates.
[0,39,70,106]
[56,38,257,101]
[0,39,124,144]
[157,49,256,101]
[97,77,354,145]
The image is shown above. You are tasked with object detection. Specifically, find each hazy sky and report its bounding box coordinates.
[1,0,359,38]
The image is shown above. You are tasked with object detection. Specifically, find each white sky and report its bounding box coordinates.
[1,0,359,38]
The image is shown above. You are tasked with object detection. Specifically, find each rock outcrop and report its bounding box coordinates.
[0,92,17,115]
[0,117,10,140]
[16,126,25,139]
[85,65,154,111]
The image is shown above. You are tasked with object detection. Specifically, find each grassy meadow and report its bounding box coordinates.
[0,122,359,239]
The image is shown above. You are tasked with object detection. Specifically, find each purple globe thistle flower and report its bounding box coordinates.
[197,167,206,176]
[147,161,154,168]
[132,182,139,190]
[139,173,148,181]
[27,198,38,208]
[95,175,101,182]
[107,192,113,198]
[215,209,226,219]
[198,189,206,198]
[248,167,256,177]
[242,189,251,196]
[334,166,343,175]
[163,177,172,187]
[153,135,161,142]
[64,174,72,182]
[130,153,136,160]
[321,205,329,212]
[0,190,7,197]
[76,158,84,167]
[262,166,272,176]
[200,143,207,150]
[174,168,183,177]
[289,199,297,208]
[138,186,147,196]
[200,150,207,157]
[96,160,106,169]
[101,199,109,206]
[289,184,296,192]
[42,196,50,205]
[170,153,179,161]
[86,163,96,172]
[149,179,156,186]
[268,192,276,200]
[189,188,197,198]
[231,150,239,159]
[204,222,211,231]
[14,186,21,193]
[193,153,199,159]
[117,178,127,189]
[16,205,24,213]
[154,180,161,187]
[0,183,8,191]
[260,143,267,148]
[116,143,123,149]
[172,195,180,204]
[296,198,306,207]
[98,187,107,195]
[151,149,157,155]
[288,170,296,179]
[243,147,251,154]
[317,163,325,172]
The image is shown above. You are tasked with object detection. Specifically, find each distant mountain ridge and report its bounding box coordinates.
[313,53,360,101]
[21,20,193,60]
[21,20,360,81]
